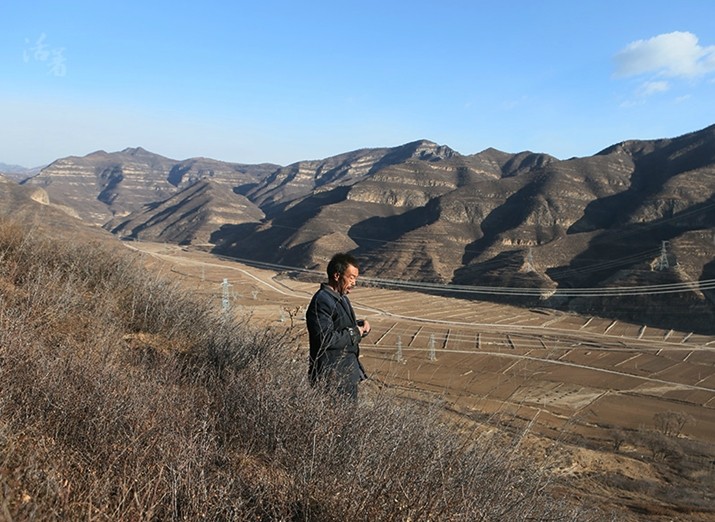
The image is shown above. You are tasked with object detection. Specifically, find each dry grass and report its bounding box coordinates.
[0,221,609,521]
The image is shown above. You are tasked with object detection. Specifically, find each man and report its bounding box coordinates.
[306,252,371,400]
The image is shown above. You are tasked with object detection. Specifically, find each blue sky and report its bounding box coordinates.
[2,1,715,168]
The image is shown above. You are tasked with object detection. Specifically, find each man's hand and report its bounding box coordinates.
[357,319,371,337]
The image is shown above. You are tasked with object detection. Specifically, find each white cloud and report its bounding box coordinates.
[501,96,529,111]
[614,31,715,78]
[618,100,639,109]
[637,80,670,96]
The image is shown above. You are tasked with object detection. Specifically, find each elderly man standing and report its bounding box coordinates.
[306,252,371,400]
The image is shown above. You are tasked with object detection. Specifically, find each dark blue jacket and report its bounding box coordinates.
[306,283,366,394]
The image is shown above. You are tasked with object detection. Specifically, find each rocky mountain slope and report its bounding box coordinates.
[0,176,114,240]
[23,147,277,224]
[107,179,265,245]
[10,125,715,333]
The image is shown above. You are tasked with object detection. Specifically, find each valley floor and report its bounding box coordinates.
[125,240,715,521]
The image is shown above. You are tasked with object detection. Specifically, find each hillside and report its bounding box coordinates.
[0,176,114,240]
[0,221,608,521]
[106,179,265,245]
[1,182,714,519]
[23,147,278,224]
[9,124,715,333]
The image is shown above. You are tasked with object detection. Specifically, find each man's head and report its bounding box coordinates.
[327,253,359,295]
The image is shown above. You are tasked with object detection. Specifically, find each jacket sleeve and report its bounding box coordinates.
[306,292,358,356]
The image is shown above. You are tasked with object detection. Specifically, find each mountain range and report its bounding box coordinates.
[0,162,44,182]
[11,125,715,333]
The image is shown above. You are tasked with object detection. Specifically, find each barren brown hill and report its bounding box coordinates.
[0,176,114,240]
[106,178,265,245]
[214,141,556,277]
[246,140,464,216]
[212,125,715,333]
[11,124,715,333]
[23,147,277,224]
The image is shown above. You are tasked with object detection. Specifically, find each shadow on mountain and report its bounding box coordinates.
[568,191,637,233]
[97,166,124,205]
[702,256,715,311]
[548,196,715,334]
[347,199,445,280]
[167,164,191,187]
[210,222,262,255]
[349,198,441,253]
[212,186,351,265]
[233,183,259,196]
[458,180,542,269]
[554,197,715,286]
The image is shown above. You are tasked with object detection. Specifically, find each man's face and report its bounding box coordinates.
[334,264,359,295]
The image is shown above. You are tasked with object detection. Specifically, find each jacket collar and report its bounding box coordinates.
[320,282,343,300]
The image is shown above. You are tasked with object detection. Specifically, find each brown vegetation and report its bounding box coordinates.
[0,221,605,520]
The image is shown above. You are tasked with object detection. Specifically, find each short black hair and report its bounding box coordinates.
[327,252,359,279]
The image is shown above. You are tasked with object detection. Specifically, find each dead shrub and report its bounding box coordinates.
[634,430,685,463]
[654,411,695,438]
[611,428,628,451]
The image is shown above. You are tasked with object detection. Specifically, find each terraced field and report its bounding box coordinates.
[126,241,715,445]
[347,291,715,443]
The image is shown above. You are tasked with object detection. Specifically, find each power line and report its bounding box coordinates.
[548,248,661,277]
[263,200,715,280]
[214,252,715,298]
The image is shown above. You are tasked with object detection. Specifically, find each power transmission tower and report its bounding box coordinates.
[221,278,232,316]
[657,241,670,271]
[524,247,535,272]
[428,334,437,361]
[396,335,404,363]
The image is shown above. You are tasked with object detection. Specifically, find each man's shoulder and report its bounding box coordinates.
[314,283,340,299]
[310,284,339,305]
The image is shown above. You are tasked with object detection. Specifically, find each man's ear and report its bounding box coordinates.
[332,271,340,282]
